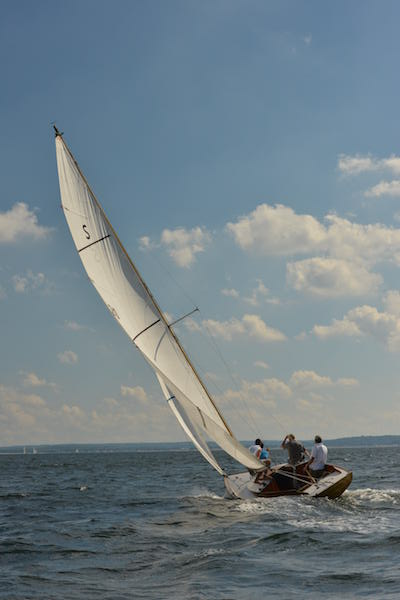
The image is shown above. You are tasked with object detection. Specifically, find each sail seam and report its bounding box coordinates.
[197,407,207,429]
[78,234,111,253]
[132,319,161,343]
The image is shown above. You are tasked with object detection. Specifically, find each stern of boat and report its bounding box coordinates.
[300,465,352,499]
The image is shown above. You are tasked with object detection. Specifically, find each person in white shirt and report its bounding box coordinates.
[307,435,328,479]
[248,438,262,459]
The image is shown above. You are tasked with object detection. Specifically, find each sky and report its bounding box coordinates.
[1,0,400,447]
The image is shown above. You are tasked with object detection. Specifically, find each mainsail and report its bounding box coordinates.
[55,130,263,474]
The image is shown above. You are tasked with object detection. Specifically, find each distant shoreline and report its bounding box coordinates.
[1,434,399,454]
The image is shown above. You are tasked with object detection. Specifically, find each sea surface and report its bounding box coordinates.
[0,444,399,599]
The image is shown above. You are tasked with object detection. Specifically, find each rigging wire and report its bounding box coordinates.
[140,248,258,434]
[141,246,290,440]
[198,308,291,439]
[139,244,200,315]
[198,311,260,436]
[170,317,259,435]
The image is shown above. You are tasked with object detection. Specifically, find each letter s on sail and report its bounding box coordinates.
[82,225,91,239]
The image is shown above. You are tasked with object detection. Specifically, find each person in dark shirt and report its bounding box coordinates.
[281,434,308,465]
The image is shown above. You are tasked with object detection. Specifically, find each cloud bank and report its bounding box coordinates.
[337,154,400,176]
[312,290,400,351]
[227,203,400,297]
[201,314,286,343]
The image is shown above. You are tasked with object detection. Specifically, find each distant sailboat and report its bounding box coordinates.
[54,127,352,499]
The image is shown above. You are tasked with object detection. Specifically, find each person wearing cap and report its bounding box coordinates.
[307,435,328,478]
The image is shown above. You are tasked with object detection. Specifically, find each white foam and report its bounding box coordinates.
[232,489,399,536]
[187,487,223,500]
[195,548,224,559]
[346,488,400,504]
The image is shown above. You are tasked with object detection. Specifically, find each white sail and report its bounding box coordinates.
[156,373,224,475]
[55,133,263,473]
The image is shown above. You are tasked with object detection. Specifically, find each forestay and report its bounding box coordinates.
[55,133,263,474]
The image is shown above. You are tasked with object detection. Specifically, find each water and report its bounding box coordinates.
[1,445,399,599]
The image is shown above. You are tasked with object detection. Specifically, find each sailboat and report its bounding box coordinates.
[54,127,352,500]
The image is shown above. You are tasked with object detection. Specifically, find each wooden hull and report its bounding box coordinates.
[224,463,352,500]
[314,470,353,499]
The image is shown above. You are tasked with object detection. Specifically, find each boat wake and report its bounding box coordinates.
[344,487,400,505]
[229,487,400,537]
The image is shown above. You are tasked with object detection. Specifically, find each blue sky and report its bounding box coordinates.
[1,0,400,446]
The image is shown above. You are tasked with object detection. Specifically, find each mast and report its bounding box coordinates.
[55,128,234,437]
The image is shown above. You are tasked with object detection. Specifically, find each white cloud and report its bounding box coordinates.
[227,204,400,268]
[287,257,382,297]
[227,203,400,297]
[204,371,221,383]
[323,214,400,266]
[337,154,379,176]
[312,292,400,351]
[289,370,357,389]
[120,385,148,403]
[184,317,202,333]
[383,290,400,316]
[21,371,57,390]
[244,279,279,306]
[160,226,211,268]
[217,369,359,436]
[289,370,333,389]
[218,377,291,408]
[312,318,361,339]
[254,360,270,370]
[12,275,28,293]
[138,235,156,251]
[365,180,400,198]
[303,34,312,46]
[337,378,359,387]
[294,331,307,341]
[0,384,50,443]
[202,314,286,342]
[64,320,88,331]
[58,350,78,364]
[221,281,279,305]
[343,305,399,347]
[0,203,52,243]
[338,154,400,176]
[221,288,239,298]
[62,404,86,420]
[0,379,179,445]
[226,204,326,256]
[12,270,51,294]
